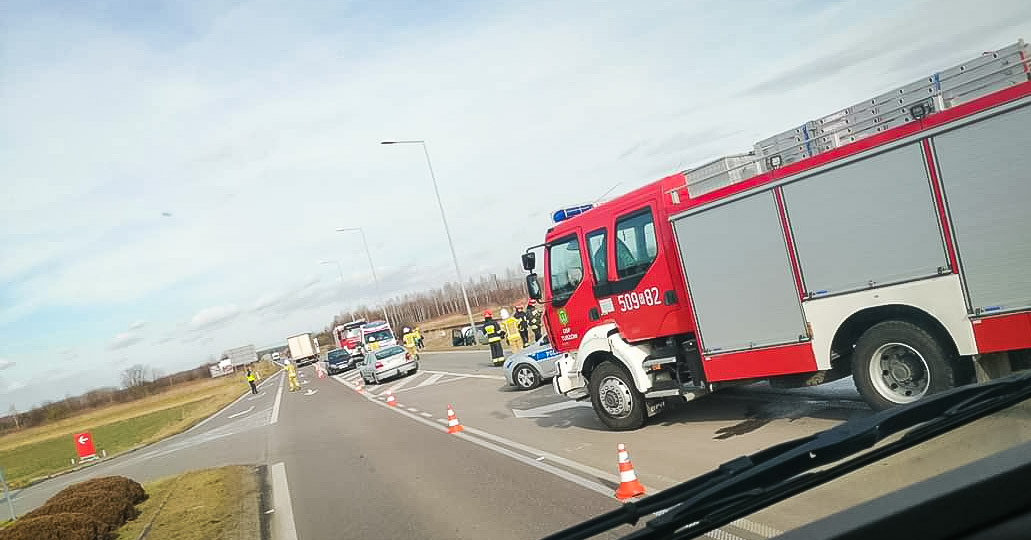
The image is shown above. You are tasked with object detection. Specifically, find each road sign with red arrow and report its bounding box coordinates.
[73,431,96,459]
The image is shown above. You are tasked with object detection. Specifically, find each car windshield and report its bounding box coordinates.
[5,5,1030,540]
[373,346,406,359]
[364,329,392,343]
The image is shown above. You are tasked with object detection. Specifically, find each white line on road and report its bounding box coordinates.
[227,406,254,419]
[271,375,284,425]
[270,462,298,540]
[421,369,505,381]
[406,407,419,412]
[416,372,445,388]
[386,374,417,393]
[420,350,487,355]
[419,412,433,418]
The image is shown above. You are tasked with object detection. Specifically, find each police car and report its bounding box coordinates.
[503,337,560,390]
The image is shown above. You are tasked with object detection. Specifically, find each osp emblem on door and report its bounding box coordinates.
[557,308,568,326]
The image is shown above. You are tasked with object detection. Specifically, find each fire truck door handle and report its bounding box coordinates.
[588,308,600,321]
[664,290,677,305]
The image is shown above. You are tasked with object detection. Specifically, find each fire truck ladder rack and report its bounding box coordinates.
[678,40,1030,199]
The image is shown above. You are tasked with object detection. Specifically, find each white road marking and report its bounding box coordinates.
[303,388,319,396]
[419,412,433,418]
[386,375,417,393]
[227,406,254,419]
[271,375,284,425]
[421,369,505,381]
[420,350,488,355]
[246,392,267,401]
[416,372,445,388]
[270,462,298,540]
[511,400,593,418]
[406,407,419,412]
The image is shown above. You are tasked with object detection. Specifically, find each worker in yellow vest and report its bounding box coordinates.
[501,308,523,353]
[413,327,424,350]
[402,327,419,360]
[246,368,258,395]
[482,311,505,366]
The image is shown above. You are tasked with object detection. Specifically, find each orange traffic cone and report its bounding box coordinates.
[446,405,464,434]
[354,380,364,394]
[386,390,397,407]
[614,443,646,501]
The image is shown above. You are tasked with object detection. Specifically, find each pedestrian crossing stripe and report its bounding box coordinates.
[332,370,477,395]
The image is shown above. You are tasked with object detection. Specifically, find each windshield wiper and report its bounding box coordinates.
[544,371,1031,540]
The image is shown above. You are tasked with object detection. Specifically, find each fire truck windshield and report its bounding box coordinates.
[548,237,583,298]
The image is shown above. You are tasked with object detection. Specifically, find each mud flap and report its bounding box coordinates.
[645,398,666,418]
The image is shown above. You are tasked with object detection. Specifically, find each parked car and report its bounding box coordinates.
[326,348,355,375]
[503,337,560,390]
[358,345,419,384]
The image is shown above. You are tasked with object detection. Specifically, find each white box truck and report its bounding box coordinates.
[287,333,319,366]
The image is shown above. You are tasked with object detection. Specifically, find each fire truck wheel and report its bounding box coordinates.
[589,361,646,431]
[852,320,956,411]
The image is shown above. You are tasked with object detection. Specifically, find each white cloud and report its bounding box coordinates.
[109,332,143,350]
[0,358,14,371]
[128,320,146,330]
[189,304,240,330]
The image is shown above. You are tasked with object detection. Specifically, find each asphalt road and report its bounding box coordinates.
[19,348,1017,539]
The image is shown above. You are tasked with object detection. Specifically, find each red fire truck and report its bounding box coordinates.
[333,319,367,359]
[524,41,1031,430]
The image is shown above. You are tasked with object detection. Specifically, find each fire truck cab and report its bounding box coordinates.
[525,41,1031,430]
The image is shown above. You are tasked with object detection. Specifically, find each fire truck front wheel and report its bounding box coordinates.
[851,320,957,411]
[589,361,646,431]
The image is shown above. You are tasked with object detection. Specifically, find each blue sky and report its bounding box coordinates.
[2,0,1030,410]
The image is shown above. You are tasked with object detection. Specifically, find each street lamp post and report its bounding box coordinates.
[381,139,478,336]
[335,227,391,325]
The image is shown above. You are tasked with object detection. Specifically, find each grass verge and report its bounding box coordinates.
[116,466,259,540]
[0,363,277,489]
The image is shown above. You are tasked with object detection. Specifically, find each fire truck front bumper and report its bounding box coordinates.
[552,354,587,399]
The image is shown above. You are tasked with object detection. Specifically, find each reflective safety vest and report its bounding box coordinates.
[528,309,541,330]
[502,317,521,338]
[482,320,502,342]
[246,373,255,382]
[403,332,417,347]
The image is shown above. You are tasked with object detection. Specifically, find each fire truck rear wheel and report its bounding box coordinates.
[589,361,646,431]
[851,320,957,411]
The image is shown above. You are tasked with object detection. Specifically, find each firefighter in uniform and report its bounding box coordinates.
[482,311,505,366]
[514,305,529,344]
[526,300,543,341]
[285,359,300,392]
[501,308,523,353]
[413,327,424,350]
[402,327,419,360]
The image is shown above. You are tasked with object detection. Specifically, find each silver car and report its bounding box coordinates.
[358,345,419,384]
[503,337,560,390]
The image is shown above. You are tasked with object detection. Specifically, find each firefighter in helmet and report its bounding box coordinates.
[526,299,543,342]
[501,308,523,353]
[482,310,505,366]
[514,304,529,344]
[402,327,419,360]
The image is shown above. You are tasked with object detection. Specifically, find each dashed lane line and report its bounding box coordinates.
[421,369,505,381]
[270,462,298,540]
[270,374,284,425]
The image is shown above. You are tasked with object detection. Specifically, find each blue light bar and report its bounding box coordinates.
[552,204,594,223]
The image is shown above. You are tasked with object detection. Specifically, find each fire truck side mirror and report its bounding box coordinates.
[526,273,542,300]
[521,252,536,271]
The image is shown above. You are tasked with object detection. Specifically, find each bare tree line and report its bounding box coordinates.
[324,267,529,334]
[1,363,216,434]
